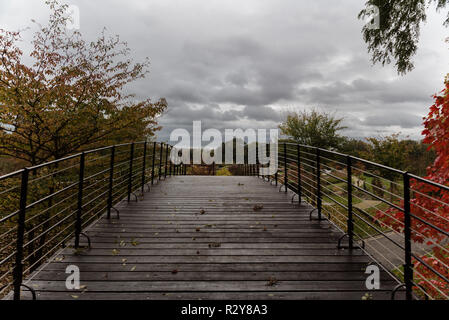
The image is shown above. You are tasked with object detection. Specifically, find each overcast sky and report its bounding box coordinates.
[2,0,449,142]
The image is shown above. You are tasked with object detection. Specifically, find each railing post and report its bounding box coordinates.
[151,142,156,185]
[256,143,259,178]
[297,144,301,204]
[346,156,354,249]
[107,146,115,219]
[316,148,322,220]
[403,172,414,300]
[159,143,163,180]
[75,152,85,249]
[169,146,172,177]
[13,168,29,300]
[274,146,280,186]
[283,143,287,192]
[141,141,147,193]
[127,143,135,202]
[164,144,169,179]
[264,143,269,181]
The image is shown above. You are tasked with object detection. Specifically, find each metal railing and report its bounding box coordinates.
[251,142,449,300]
[2,140,448,300]
[0,141,185,300]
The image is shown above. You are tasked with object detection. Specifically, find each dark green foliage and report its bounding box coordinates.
[359,0,449,74]
[279,110,347,150]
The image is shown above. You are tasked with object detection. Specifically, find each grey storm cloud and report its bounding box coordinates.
[2,0,448,142]
[362,113,424,129]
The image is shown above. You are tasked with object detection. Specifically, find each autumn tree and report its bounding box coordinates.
[0,0,167,166]
[279,109,346,150]
[375,78,449,299]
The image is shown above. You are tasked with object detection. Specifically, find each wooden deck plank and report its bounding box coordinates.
[32,271,394,281]
[31,291,399,300]
[24,176,400,300]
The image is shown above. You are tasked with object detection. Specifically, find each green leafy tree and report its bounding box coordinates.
[364,133,411,201]
[339,138,371,158]
[279,109,347,150]
[359,0,449,74]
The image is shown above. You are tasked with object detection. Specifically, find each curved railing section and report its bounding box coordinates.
[0,141,184,299]
[245,142,449,300]
[1,140,448,300]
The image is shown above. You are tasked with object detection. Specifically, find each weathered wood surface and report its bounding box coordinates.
[23,176,400,300]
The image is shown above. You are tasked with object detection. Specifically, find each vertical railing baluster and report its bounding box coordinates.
[107,146,115,219]
[265,143,269,181]
[403,172,413,300]
[283,143,287,192]
[75,152,85,248]
[164,144,169,179]
[159,143,163,180]
[168,145,172,177]
[141,141,147,194]
[151,142,156,185]
[316,148,322,220]
[297,144,301,204]
[256,143,259,178]
[13,168,29,300]
[127,143,134,202]
[346,156,354,249]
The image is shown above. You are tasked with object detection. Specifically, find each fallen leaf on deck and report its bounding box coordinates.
[266,277,279,286]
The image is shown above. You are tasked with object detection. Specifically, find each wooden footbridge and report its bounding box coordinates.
[24,176,399,299]
[3,141,447,300]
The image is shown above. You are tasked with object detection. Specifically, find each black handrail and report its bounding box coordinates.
[264,142,449,300]
[1,140,448,300]
[0,140,175,300]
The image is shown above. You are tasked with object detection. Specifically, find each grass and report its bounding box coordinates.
[215,167,232,176]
